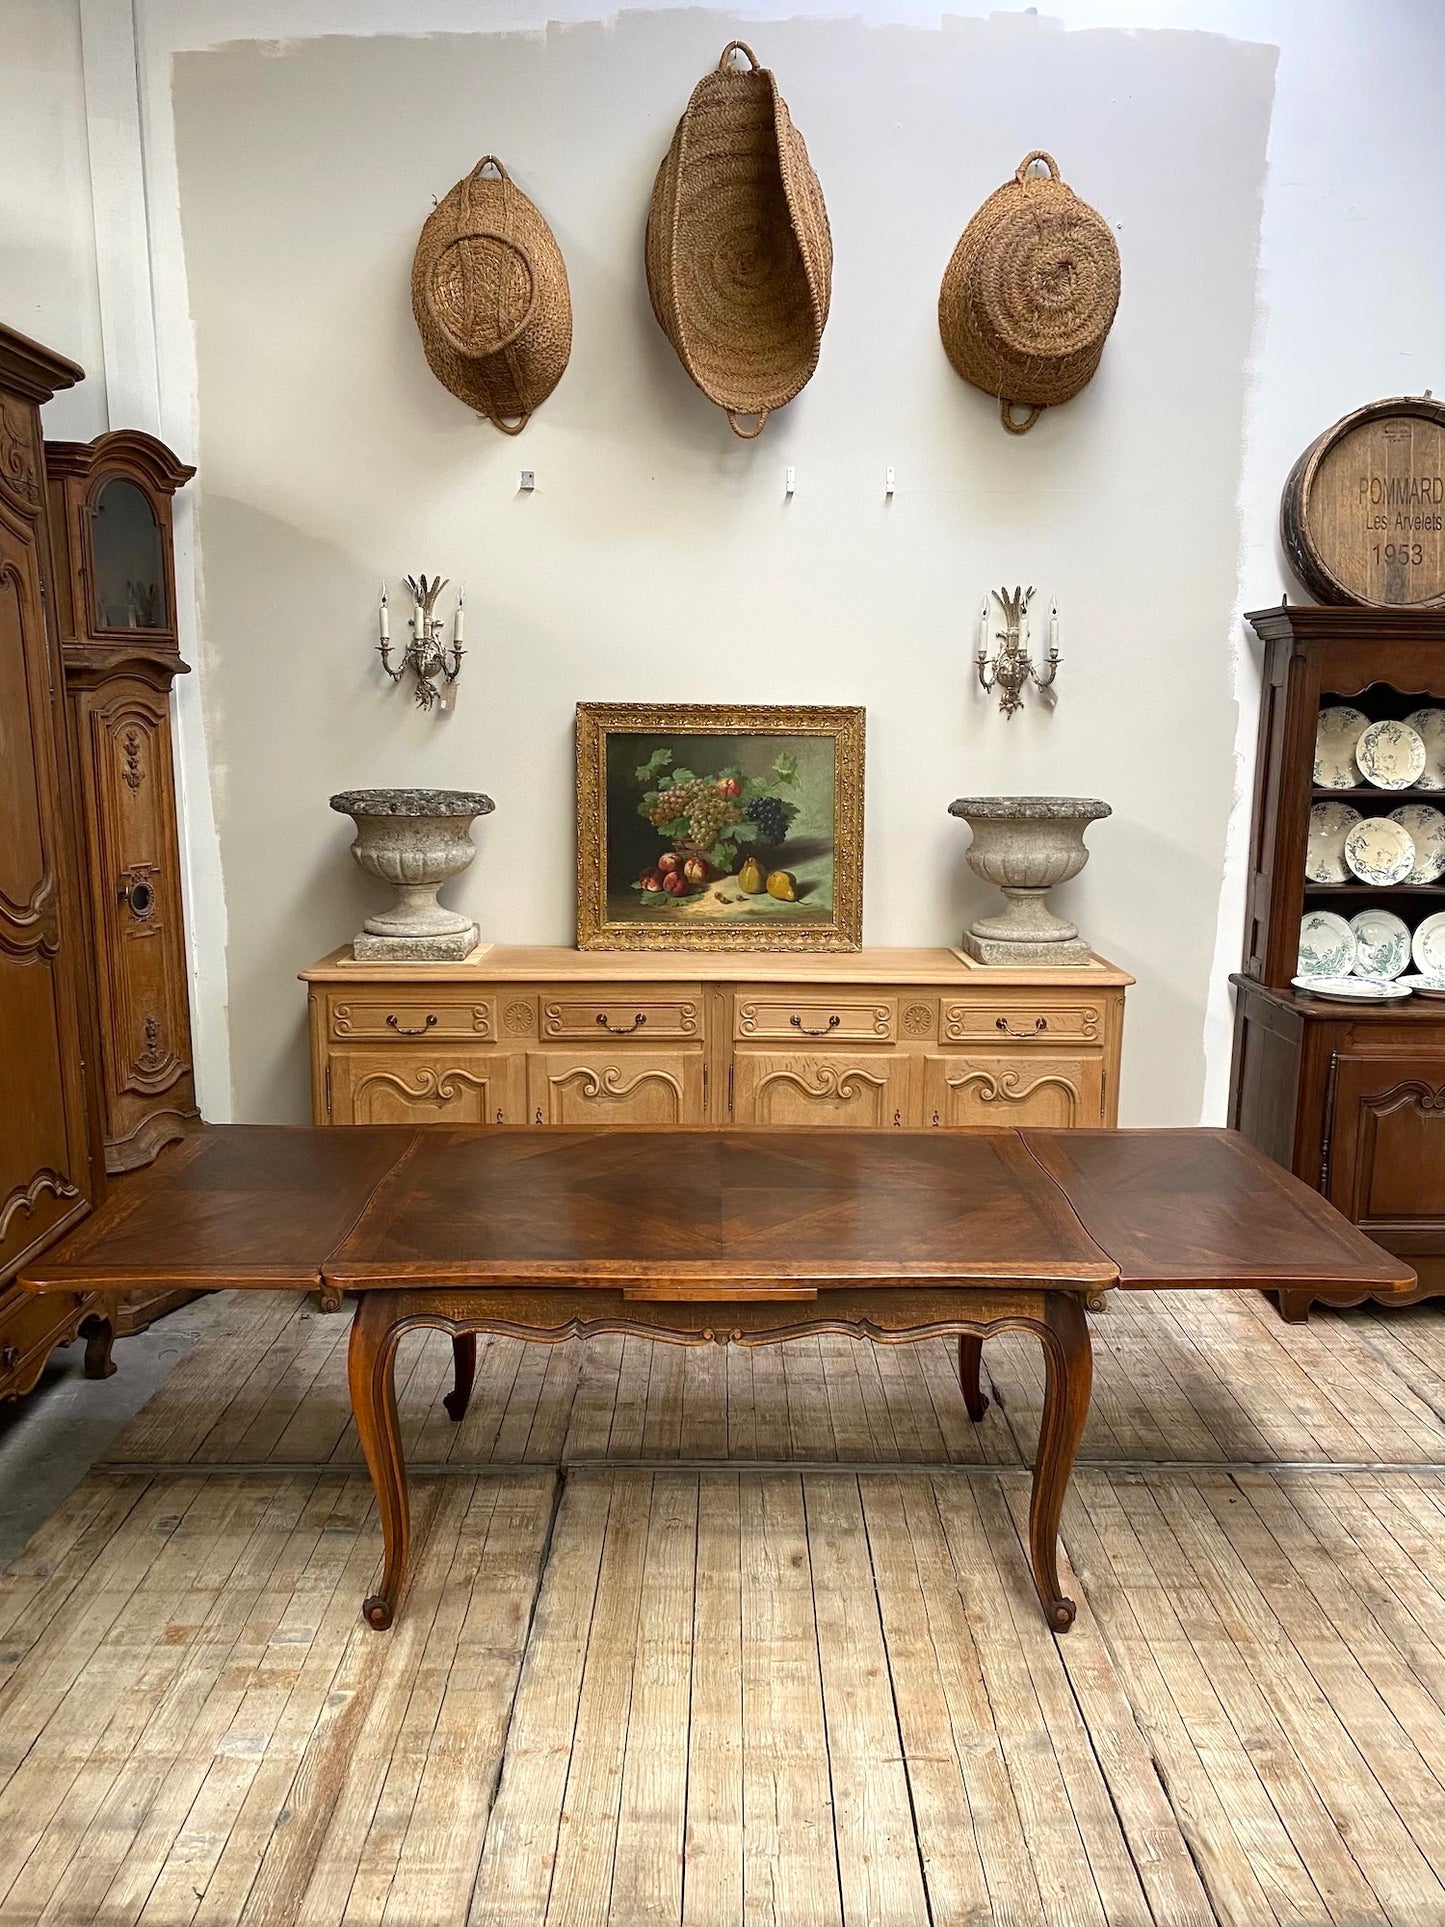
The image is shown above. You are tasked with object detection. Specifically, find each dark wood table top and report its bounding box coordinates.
[21,1123,1415,1301]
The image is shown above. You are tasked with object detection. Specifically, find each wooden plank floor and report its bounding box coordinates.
[0,1287,1441,1923]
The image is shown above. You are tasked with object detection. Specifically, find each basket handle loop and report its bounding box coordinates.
[726,408,769,439]
[718,40,761,72]
[489,410,531,436]
[1015,151,1061,185]
[467,155,510,185]
[1001,399,1044,435]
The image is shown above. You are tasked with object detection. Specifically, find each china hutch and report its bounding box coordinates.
[1230,603,1445,1318]
[0,322,198,1397]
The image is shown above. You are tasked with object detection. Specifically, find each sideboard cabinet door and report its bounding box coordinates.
[731,1052,915,1128]
[1324,1055,1445,1257]
[330,1049,524,1125]
[0,364,95,1282]
[527,1050,705,1126]
[922,1053,1104,1128]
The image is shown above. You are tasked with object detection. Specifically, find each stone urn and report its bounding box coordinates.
[948,796,1111,966]
[330,788,494,961]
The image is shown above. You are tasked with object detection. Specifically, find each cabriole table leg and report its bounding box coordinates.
[444,1332,476,1422]
[348,1290,410,1630]
[957,1333,988,1421]
[1028,1291,1092,1632]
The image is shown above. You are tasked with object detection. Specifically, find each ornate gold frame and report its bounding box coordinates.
[576,703,865,951]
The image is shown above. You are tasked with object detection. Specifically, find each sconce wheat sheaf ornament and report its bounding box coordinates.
[646,41,832,438]
[412,157,572,433]
[939,152,1120,434]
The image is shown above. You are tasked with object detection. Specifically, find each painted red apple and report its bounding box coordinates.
[716,777,742,799]
[640,869,664,891]
[657,851,684,875]
[662,871,689,897]
[682,854,711,885]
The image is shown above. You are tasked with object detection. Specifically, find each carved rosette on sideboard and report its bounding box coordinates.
[45,430,200,1175]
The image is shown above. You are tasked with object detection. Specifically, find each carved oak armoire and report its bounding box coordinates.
[0,322,199,1394]
[0,328,111,1394]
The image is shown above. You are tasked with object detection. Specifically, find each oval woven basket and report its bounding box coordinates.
[412,157,572,434]
[939,152,1120,434]
[646,42,832,439]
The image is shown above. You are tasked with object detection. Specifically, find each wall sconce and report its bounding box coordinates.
[976,586,1060,718]
[377,575,465,713]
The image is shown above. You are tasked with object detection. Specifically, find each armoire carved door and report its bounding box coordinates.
[0,329,99,1296]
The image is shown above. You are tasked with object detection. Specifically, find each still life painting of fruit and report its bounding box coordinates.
[576,705,865,951]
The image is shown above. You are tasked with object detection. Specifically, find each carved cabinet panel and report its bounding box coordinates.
[527,1050,705,1126]
[0,345,96,1288]
[330,1049,524,1125]
[1324,1055,1445,1251]
[69,677,195,1168]
[922,1053,1103,1129]
[731,1052,914,1127]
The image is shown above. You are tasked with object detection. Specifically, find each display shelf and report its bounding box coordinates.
[1311,786,1445,801]
[1303,883,1445,896]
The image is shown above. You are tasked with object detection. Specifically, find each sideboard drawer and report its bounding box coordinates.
[734,994,897,1043]
[331,996,496,1042]
[942,999,1104,1046]
[541,992,703,1041]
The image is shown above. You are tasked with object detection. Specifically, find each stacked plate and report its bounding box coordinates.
[1315,704,1445,790]
[1296,905,1445,999]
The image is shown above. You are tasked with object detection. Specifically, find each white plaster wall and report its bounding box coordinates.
[7,0,1445,1129]
[0,0,107,438]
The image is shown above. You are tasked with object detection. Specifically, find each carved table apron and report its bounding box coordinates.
[21,1124,1414,1635]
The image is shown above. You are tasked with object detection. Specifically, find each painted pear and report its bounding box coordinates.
[738,856,765,895]
[765,870,798,901]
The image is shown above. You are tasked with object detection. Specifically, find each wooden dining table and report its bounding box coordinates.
[21,1124,1413,1634]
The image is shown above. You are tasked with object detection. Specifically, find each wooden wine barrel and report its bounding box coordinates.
[1281,396,1445,609]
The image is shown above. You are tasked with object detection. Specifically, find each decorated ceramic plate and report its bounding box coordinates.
[1356,717,1427,789]
[1412,911,1445,975]
[1348,907,1412,978]
[1405,708,1445,790]
[1388,802,1445,882]
[1344,814,1416,884]
[1298,909,1356,977]
[1305,801,1361,883]
[1313,705,1370,788]
[1291,974,1411,1003]
[1398,973,1445,999]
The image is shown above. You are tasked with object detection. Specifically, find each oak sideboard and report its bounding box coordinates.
[302,947,1131,1131]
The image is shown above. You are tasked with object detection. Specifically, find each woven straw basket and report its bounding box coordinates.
[646,42,832,439]
[939,152,1120,434]
[412,157,571,434]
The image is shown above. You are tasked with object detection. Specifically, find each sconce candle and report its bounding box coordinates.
[976,585,1061,717]
[454,589,465,644]
[376,572,465,713]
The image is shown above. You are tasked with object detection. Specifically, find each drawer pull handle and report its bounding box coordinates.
[0,1346,18,1371]
[596,1012,647,1035]
[790,1013,841,1037]
[996,1016,1047,1037]
[386,1013,437,1036]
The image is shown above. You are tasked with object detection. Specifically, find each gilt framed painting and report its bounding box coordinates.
[576,703,865,951]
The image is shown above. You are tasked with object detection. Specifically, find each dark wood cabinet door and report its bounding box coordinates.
[1325,1054,1445,1255]
[72,675,196,1168]
[0,381,95,1281]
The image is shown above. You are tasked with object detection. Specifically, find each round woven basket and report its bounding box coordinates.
[412,157,572,434]
[939,152,1120,434]
[646,42,832,439]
